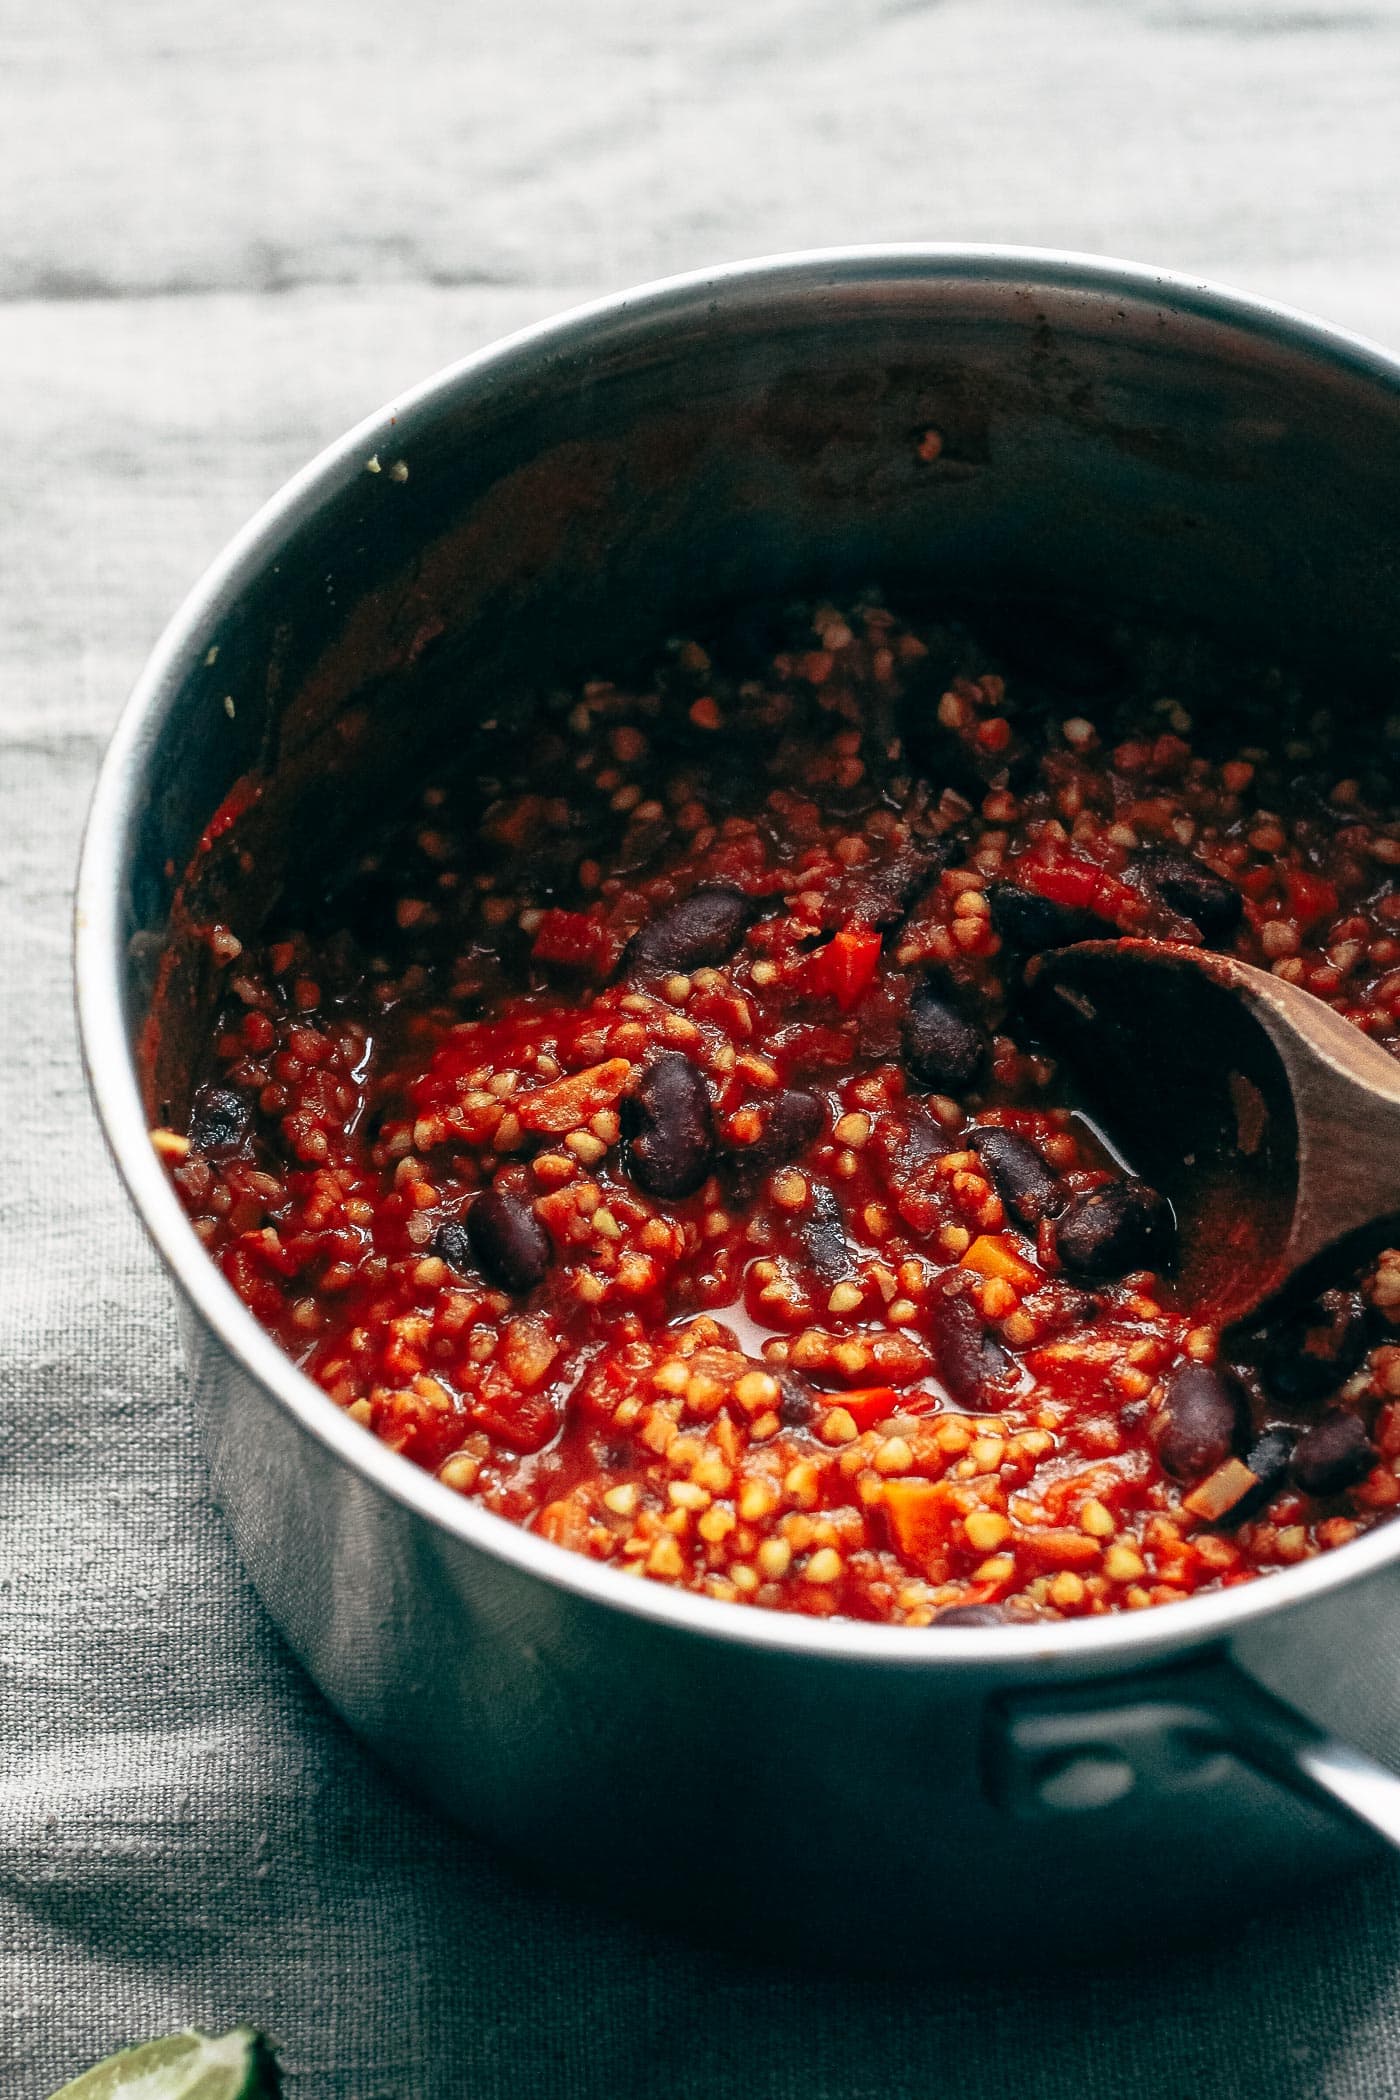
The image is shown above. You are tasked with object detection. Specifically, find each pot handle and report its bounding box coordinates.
[984,1650,1400,1852]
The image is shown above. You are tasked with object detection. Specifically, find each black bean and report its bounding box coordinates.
[969,1127,1066,1228]
[832,843,948,934]
[934,1603,1006,1627]
[1257,1288,1371,1405]
[898,1108,954,1173]
[190,1083,252,1157]
[803,1184,852,1284]
[1291,1409,1375,1497]
[624,886,753,977]
[1054,1179,1176,1281]
[987,881,1096,954]
[1228,1426,1297,1522]
[1246,1426,1297,1488]
[1040,1283,1100,1329]
[1155,1363,1250,1482]
[1134,851,1244,948]
[463,1186,552,1295]
[936,1289,1010,1410]
[620,1052,714,1198]
[725,1088,824,1179]
[432,1219,474,1275]
[903,976,987,1091]
[777,1371,818,1428]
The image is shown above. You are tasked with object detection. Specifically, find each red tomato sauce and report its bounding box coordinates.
[153,597,1400,1625]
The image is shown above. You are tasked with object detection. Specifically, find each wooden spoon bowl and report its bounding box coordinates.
[1025,939,1400,1329]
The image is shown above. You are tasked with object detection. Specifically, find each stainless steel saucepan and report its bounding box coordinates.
[76,249,1400,1957]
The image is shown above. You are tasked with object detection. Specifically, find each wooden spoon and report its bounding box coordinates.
[1025,938,1400,1328]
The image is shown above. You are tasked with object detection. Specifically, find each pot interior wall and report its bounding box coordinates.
[132,269,1400,1111]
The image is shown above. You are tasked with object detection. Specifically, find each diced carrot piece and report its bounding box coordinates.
[1018,1527,1102,1569]
[838,1385,900,1431]
[516,1058,633,1133]
[1182,1457,1260,1522]
[804,925,882,1011]
[960,1234,1037,1291]
[884,1478,956,1566]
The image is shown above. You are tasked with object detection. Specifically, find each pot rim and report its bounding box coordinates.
[75,242,1400,1673]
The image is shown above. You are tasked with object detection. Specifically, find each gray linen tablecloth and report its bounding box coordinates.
[6,2,1400,2092]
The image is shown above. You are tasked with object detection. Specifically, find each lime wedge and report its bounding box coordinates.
[49,2027,280,2100]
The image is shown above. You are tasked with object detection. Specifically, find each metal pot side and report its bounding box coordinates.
[77,248,1400,1954]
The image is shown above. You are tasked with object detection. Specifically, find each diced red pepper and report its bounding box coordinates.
[804,925,883,1010]
[838,1385,900,1430]
[530,909,620,978]
[1006,849,1143,928]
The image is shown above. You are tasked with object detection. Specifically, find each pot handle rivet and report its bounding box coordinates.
[1032,1750,1137,1813]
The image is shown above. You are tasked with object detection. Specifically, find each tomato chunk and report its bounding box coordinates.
[804,925,883,1010]
[530,909,621,978]
[1283,870,1339,928]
